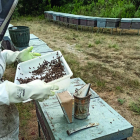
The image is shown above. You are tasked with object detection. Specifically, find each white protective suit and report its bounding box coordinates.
[0,49,19,139]
[0,0,59,139]
[0,49,59,139]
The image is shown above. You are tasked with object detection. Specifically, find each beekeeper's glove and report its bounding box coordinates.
[17,46,41,62]
[0,80,59,105]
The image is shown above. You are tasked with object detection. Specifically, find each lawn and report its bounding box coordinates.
[7,17,140,139]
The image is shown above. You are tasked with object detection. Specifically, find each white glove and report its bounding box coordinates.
[1,46,41,65]
[1,80,59,104]
[17,46,41,62]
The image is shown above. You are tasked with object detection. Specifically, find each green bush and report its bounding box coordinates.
[134,6,140,17]
[12,0,137,18]
[98,0,135,18]
[131,0,140,10]
[13,0,51,16]
[12,7,20,20]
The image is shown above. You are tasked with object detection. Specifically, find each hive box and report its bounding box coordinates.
[14,51,73,102]
[79,15,88,26]
[86,17,99,27]
[131,18,140,29]
[106,18,121,28]
[53,12,60,21]
[46,11,54,20]
[67,15,80,25]
[59,13,68,23]
[120,18,132,29]
[97,18,107,28]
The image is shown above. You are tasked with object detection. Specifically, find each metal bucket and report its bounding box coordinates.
[74,94,91,120]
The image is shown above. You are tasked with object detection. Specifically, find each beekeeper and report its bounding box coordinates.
[0,47,59,140]
[0,0,59,139]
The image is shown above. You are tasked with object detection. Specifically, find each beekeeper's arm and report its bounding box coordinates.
[0,79,58,105]
[1,46,40,64]
[0,46,58,105]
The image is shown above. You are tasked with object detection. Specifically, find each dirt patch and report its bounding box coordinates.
[10,19,140,140]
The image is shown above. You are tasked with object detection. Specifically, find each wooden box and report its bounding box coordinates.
[59,16,64,22]
[63,17,68,23]
[44,13,48,19]
[131,18,140,29]
[73,19,79,25]
[97,18,106,28]
[106,18,121,28]
[56,16,60,21]
[87,20,97,27]
[68,18,74,24]
[80,19,87,26]
[120,18,132,29]
[79,16,87,26]
[120,22,131,29]
[131,22,140,29]
[53,14,56,21]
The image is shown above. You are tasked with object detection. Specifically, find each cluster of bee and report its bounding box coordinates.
[16,52,66,84]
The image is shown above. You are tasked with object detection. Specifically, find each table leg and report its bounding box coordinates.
[38,121,41,137]
[102,28,104,33]
[122,138,127,140]
[120,29,123,35]
[111,28,113,34]
[97,28,100,33]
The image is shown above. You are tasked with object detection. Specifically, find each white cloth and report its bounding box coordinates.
[0,127,19,140]
[1,50,19,65]
[0,49,19,138]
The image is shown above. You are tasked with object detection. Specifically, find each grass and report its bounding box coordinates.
[63,52,81,78]
[63,52,106,89]
[88,43,95,48]
[73,33,79,38]
[86,34,92,38]
[95,33,99,36]
[75,44,82,51]
[95,79,106,87]
[116,86,123,92]
[108,44,119,50]
[136,128,140,134]
[130,99,140,114]
[118,98,125,105]
[85,57,89,60]
[16,102,34,126]
[65,35,72,40]
[3,63,17,82]
[135,46,140,50]
[95,39,102,44]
